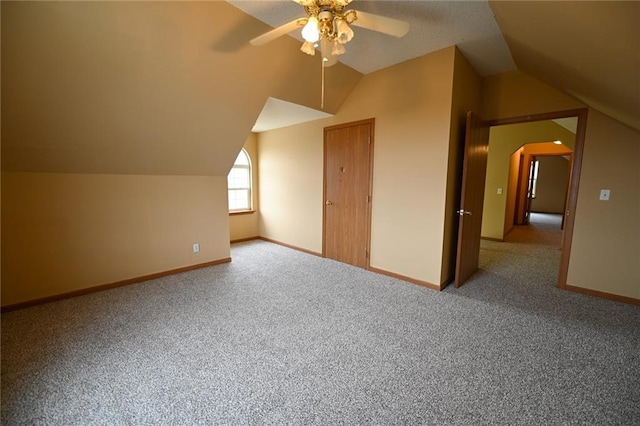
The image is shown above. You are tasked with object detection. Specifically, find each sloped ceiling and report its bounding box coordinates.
[1,1,361,176]
[2,1,638,177]
[490,1,640,132]
[233,0,639,133]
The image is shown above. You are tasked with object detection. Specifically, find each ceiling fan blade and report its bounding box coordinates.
[250,19,305,46]
[351,11,410,38]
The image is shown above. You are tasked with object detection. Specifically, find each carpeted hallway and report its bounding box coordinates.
[2,214,639,424]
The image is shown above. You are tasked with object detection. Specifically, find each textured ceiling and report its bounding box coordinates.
[229,0,639,133]
[228,0,516,131]
[228,0,516,76]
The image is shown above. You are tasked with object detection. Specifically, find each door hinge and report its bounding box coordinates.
[368,137,371,144]
[367,195,371,203]
[365,248,369,258]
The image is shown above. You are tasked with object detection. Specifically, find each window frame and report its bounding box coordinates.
[227,148,254,214]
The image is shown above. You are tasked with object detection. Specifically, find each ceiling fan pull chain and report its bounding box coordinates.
[321,57,325,109]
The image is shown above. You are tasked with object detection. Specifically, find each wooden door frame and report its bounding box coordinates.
[322,118,375,269]
[487,108,588,289]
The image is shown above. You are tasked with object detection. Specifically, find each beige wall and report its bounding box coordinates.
[358,48,455,285]
[483,70,584,120]
[1,2,362,307]
[531,156,570,214]
[567,111,640,298]
[229,134,260,242]
[259,47,458,285]
[258,121,325,253]
[2,173,230,306]
[482,121,575,240]
[483,71,640,299]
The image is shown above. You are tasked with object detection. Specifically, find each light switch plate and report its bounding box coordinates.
[599,189,610,201]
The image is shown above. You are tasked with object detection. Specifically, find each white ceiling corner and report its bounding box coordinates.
[252,97,333,133]
[552,117,578,134]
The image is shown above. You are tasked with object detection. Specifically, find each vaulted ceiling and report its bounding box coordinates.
[2,1,638,178]
[231,0,640,132]
[491,1,639,132]
[1,1,361,175]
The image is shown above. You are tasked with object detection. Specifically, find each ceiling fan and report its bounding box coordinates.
[250,0,410,67]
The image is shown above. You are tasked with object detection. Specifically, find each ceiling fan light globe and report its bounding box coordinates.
[302,17,320,43]
[300,41,316,56]
[336,19,354,44]
[332,41,346,56]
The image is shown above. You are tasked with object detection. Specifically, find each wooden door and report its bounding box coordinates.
[454,112,490,287]
[323,119,374,269]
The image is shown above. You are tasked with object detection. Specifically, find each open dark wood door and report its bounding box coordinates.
[454,111,490,287]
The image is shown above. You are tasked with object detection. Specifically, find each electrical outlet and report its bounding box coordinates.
[497,188,503,195]
[192,243,200,253]
[599,189,610,201]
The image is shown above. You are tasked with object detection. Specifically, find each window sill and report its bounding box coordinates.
[229,210,255,216]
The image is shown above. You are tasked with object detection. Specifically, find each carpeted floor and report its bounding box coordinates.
[2,213,639,425]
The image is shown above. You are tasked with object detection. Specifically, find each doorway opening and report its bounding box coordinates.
[454,108,587,290]
[509,145,573,232]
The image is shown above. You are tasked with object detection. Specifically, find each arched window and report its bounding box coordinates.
[228,148,252,212]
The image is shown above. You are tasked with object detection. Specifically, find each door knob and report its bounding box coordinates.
[325,200,333,205]
[457,209,472,216]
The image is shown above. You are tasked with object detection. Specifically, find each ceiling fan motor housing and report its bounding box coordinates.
[297,0,353,16]
[302,1,358,43]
